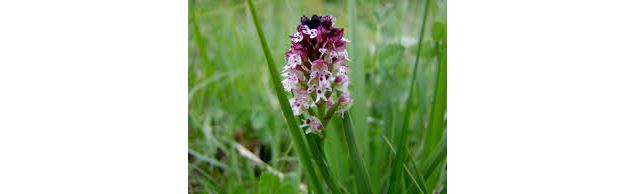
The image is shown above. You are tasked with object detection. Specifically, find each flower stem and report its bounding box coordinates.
[308,107,319,117]
[307,134,342,194]
[317,102,326,118]
[321,103,339,129]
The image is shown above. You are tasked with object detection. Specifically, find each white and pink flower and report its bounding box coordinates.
[281,14,353,134]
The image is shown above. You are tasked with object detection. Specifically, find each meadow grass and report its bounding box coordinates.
[189,0,446,193]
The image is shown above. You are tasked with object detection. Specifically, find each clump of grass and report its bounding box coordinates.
[387,0,432,193]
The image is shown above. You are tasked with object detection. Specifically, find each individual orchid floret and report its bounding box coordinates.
[325,97,335,108]
[281,14,353,134]
[307,59,332,103]
[285,53,302,70]
[290,32,303,43]
[301,116,323,134]
[281,69,302,92]
[337,91,353,114]
[289,88,310,116]
[333,74,349,91]
[301,25,318,39]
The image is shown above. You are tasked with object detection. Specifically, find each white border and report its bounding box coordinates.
[0,0,187,193]
[452,0,635,193]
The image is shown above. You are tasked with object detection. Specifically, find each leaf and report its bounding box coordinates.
[432,21,446,42]
[324,121,352,192]
[342,112,373,194]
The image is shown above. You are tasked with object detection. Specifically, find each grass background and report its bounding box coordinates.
[188,0,446,193]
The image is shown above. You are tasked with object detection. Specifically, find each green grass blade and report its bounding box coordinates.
[387,0,431,193]
[436,159,447,194]
[189,4,210,68]
[383,136,429,194]
[246,0,323,193]
[406,152,429,194]
[422,134,446,179]
[404,164,425,194]
[188,148,230,171]
[342,112,373,194]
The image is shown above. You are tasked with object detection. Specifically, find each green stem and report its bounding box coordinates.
[321,103,339,129]
[342,112,373,194]
[245,0,324,193]
[308,107,319,117]
[318,103,326,118]
[307,134,342,194]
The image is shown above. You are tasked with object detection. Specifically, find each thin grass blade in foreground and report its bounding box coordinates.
[387,0,431,193]
[342,112,373,194]
[246,0,323,193]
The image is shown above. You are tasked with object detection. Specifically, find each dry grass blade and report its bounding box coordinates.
[233,143,285,179]
[233,143,308,193]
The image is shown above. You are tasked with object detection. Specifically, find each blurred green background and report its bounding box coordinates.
[189,0,446,193]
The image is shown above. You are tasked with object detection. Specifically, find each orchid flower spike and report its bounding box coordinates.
[281,15,353,134]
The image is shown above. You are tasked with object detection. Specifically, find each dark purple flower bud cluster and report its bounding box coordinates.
[281,15,352,134]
